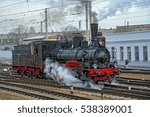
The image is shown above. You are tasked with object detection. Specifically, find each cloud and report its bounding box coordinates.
[47,0,60,5]
[99,0,150,20]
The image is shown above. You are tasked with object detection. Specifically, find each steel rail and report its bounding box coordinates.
[1,72,150,99]
[0,81,90,100]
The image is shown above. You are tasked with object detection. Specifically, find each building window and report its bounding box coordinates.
[127,47,131,60]
[111,47,116,59]
[135,46,139,61]
[143,46,148,61]
[120,47,124,61]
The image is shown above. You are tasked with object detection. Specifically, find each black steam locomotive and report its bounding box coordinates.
[12,24,120,83]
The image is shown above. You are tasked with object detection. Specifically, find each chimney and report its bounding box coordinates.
[91,23,98,41]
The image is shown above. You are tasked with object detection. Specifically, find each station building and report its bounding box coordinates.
[105,31,150,67]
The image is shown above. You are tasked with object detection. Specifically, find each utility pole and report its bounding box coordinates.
[85,1,89,42]
[68,0,92,42]
[89,1,92,42]
[45,8,48,40]
[41,21,43,33]
[79,20,81,32]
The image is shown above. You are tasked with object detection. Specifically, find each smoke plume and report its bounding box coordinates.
[99,0,150,20]
[44,59,103,90]
[92,11,98,23]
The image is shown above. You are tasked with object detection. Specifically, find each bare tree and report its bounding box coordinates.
[9,25,36,45]
[62,24,79,38]
[15,25,28,34]
[65,24,79,31]
[29,27,36,34]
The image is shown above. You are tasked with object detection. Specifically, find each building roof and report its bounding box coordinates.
[23,35,45,41]
[22,34,63,44]
[104,30,150,42]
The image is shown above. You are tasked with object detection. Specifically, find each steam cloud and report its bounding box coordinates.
[44,59,103,90]
[99,0,150,20]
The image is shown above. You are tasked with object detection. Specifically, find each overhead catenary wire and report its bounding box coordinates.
[0,6,148,24]
[0,0,149,33]
[0,0,25,9]
[0,0,149,17]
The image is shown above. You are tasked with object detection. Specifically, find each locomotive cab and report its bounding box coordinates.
[72,33,88,48]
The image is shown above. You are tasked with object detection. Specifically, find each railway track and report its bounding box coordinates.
[116,77,150,87]
[1,77,150,100]
[122,70,150,75]
[1,71,150,100]
[0,86,55,100]
[72,84,150,100]
[103,84,150,99]
[1,71,150,86]
[117,77,150,82]
[0,80,90,100]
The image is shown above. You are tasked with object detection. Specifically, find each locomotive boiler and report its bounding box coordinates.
[50,24,110,67]
[12,23,120,83]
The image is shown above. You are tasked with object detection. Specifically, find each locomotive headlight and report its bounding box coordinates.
[99,40,103,46]
[93,64,97,69]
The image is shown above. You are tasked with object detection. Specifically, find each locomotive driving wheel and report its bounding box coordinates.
[27,70,35,78]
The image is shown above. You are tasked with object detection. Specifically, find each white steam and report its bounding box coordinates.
[99,0,150,20]
[44,59,103,90]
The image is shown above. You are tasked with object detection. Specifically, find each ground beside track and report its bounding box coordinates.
[120,73,150,80]
[0,90,34,100]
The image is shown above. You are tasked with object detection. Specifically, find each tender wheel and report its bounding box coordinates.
[28,70,34,78]
[17,69,20,75]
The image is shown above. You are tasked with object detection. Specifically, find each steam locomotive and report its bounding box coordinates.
[12,24,120,83]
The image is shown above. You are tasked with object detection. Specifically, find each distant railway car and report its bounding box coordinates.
[12,24,120,83]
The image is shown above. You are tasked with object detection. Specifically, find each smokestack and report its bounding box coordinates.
[91,23,98,41]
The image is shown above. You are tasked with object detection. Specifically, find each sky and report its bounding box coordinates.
[0,0,149,33]
[97,0,150,28]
